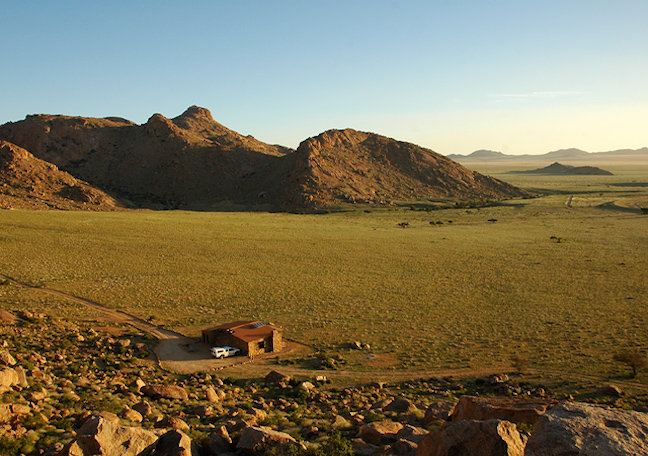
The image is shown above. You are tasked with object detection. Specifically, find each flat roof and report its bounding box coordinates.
[202,320,281,343]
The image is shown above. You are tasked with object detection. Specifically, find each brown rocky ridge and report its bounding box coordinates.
[282,129,530,208]
[0,107,532,211]
[0,140,120,211]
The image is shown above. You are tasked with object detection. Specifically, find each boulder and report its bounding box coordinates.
[351,438,381,456]
[120,407,143,423]
[525,402,648,456]
[142,384,188,401]
[359,420,404,445]
[0,310,22,325]
[14,366,29,388]
[131,377,146,392]
[298,381,315,391]
[205,386,226,402]
[0,403,30,424]
[190,405,213,417]
[155,416,190,432]
[264,370,290,384]
[600,384,623,397]
[391,438,418,456]
[0,367,18,390]
[58,414,158,456]
[332,414,353,429]
[236,425,300,455]
[202,426,234,455]
[385,398,418,414]
[0,350,16,366]
[396,425,428,443]
[417,419,525,456]
[132,401,152,417]
[424,401,456,424]
[151,429,200,456]
[451,395,553,425]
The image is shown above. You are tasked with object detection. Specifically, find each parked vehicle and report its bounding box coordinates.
[210,346,241,359]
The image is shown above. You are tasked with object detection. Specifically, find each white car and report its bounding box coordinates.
[211,346,241,359]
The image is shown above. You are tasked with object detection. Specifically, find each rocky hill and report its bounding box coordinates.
[0,141,120,210]
[0,108,531,211]
[511,162,614,176]
[282,129,531,208]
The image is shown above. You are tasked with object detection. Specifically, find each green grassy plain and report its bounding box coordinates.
[1,164,647,380]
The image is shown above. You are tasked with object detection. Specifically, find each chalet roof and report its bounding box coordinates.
[202,320,281,343]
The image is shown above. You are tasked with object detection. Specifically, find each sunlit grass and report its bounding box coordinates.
[1,171,647,379]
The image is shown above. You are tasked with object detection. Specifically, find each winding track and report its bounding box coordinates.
[2,273,648,390]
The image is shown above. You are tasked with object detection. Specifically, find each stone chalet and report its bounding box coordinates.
[201,321,283,357]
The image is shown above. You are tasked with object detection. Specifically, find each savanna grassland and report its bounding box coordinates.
[1,164,647,381]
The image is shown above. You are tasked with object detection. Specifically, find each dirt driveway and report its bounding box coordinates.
[0,273,302,375]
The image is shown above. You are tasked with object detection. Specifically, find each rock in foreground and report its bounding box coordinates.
[417,419,525,456]
[525,402,648,456]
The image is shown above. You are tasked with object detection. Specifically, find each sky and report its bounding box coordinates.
[2,0,647,155]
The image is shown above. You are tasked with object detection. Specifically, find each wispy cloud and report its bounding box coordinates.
[488,91,586,102]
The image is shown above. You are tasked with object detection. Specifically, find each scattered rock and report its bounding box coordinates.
[451,395,553,425]
[155,416,190,432]
[417,419,525,456]
[488,374,509,384]
[0,367,19,391]
[117,338,131,348]
[424,401,457,424]
[0,350,17,366]
[391,438,418,456]
[396,425,428,443]
[525,402,648,456]
[120,407,143,423]
[142,384,189,401]
[332,414,353,430]
[359,420,404,445]
[298,381,315,392]
[131,377,146,392]
[264,370,291,385]
[351,438,381,456]
[0,403,31,424]
[600,384,623,397]
[236,425,301,455]
[202,426,234,455]
[132,401,152,417]
[58,415,158,456]
[0,310,22,325]
[151,429,200,456]
[384,398,418,414]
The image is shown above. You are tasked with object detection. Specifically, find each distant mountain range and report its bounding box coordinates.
[0,107,531,211]
[447,147,648,162]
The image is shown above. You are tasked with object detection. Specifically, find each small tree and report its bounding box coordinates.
[511,355,529,374]
[613,351,647,378]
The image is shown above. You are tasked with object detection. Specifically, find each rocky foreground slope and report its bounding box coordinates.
[0,141,120,211]
[0,107,531,211]
[1,309,647,455]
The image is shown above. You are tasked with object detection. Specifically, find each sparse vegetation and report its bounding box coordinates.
[613,351,647,378]
[1,167,647,382]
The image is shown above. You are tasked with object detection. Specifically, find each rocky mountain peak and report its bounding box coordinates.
[0,140,30,164]
[144,113,183,138]
[297,129,371,155]
[179,105,215,122]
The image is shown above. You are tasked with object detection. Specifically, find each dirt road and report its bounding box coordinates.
[3,273,648,391]
[0,273,243,373]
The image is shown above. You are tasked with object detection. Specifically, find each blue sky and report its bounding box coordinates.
[2,1,647,155]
